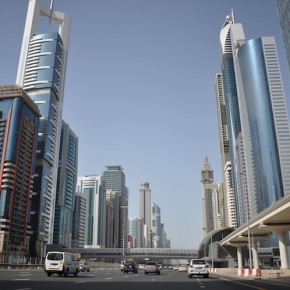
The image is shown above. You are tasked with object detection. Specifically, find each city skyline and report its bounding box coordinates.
[1,0,290,249]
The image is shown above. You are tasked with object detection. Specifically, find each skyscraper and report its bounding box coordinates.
[151,202,162,248]
[16,0,71,257]
[139,179,152,248]
[219,11,245,226]
[0,85,40,254]
[234,36,290,216]
[219,10,290,248]
[215,72,237,228]
[276,0,290,73]
[53,120,78,247]
[102,166,128,249]
[77,175,106,248]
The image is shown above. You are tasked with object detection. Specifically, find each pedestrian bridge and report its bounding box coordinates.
[65,248,198,260]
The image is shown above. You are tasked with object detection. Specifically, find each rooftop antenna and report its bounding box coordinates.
[49,0,54,26]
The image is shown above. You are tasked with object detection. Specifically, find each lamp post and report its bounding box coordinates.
[240,171,252,269]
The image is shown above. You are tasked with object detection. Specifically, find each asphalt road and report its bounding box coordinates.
[0,268,289,290]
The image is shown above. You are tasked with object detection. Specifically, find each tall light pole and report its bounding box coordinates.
[240,171,252,269]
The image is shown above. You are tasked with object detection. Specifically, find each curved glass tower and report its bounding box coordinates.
[16,0,70,257]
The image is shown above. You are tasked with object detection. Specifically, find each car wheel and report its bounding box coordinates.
[47,273,51,277]
[188,274,192,278]
[204,274,209,278]
[64,269,69,277]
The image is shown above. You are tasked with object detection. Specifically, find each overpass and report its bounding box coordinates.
[47,246,198,261]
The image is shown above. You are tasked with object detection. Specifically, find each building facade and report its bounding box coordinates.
[139,180,152,248]
[53,120,78,247]
[102,166,128,250]
[77,176,106,248]
[16,0,71,257]
[71,192,86,248]
[0,85,40,255]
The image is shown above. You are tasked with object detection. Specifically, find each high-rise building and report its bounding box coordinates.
[129,217,144,248]
[151,202,162,248]
[16,0,71,257]
[0,85,40,255]
[71,192,86,248]
[276,0,290,73]
[234,36,290,216]
[139,179,152,247]
[215,72,236,229]
[102,166,128,249]
[77,176,106,248]
[53,120,78,247]
[219,11,245,227]
[105,189,120,248]
[201,156,216,235]
[219,10,290,248]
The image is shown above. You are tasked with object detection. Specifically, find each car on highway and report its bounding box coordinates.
[144,261,160,275]
[79,261,90,272]
[187,259,209,278]
[178,264,187,272]
[123,261,138,274]
[138,263,145,270]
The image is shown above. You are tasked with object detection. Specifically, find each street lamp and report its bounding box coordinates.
[240,171,252,269]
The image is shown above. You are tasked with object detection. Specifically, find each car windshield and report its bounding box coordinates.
[192,260,206,265]
[146,262,156,265]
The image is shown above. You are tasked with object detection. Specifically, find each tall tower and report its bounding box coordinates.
[151,202,162,248]
[53,120,78,247]
[16,0,71,257]
[201,156,214,235]
[215,72,236,228]
[139,179,152,248]
[0,85,40,255]
[102,166,128,249]
[276,0,290,73]
[234,36,290,216]
[77,176,106,248]
[219,11,245,227]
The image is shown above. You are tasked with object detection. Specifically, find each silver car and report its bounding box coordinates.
[187,259,209,278]
[145,261,160,275]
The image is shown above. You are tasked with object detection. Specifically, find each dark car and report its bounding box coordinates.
[123,261,138,274]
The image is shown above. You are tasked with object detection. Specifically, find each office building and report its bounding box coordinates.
[106,189,120,248]
[215,72,237,228]
[102,166,128,249]
[0,85,40,254]
[139,179,152,247]
[201,156,217,235]
[16,0,71,257]
[53,120,78,247]
[219,11,245,226]
[276,0,290,73]
[152,202,162,248]
[77,175,106,248]
[129,217,144,248]
[71,192,86,248]
[219,11,290,248]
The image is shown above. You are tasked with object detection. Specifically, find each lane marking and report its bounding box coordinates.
[13,279,30,281]
[218,277,267,290]
[105,277,112,280]
[75,281,87,284]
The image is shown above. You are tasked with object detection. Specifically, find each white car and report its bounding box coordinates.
[187,259,209,278]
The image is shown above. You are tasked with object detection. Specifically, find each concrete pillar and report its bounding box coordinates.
[252,240,259,269]
[237,246,243,269]
[279,232,288,269]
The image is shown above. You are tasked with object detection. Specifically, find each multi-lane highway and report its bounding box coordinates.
[0,268,289,290]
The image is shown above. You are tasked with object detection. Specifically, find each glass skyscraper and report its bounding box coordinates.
[0,85,40,255]
[16,0,71,257]
[53,120,78,247]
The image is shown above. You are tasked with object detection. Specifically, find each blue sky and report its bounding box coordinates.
[1,0,289,249]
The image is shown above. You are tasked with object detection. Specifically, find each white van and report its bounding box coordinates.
[44,251,79,277]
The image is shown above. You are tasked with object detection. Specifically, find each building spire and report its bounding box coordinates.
[49,0,54,26]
